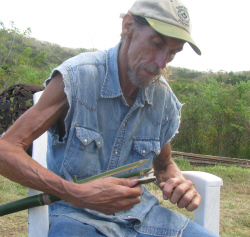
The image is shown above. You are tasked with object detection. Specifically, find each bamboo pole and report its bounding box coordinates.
[0,159,154,216]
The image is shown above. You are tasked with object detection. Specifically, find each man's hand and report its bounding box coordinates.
[64,177,142,215]
[153,142,201,212]
[159,176,201,211]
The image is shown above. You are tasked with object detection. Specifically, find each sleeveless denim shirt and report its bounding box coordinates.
[45,44,188,237]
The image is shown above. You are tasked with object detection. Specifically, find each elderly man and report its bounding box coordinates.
[0,0,218,236]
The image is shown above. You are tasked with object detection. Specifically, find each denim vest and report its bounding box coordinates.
[45,44,187,237]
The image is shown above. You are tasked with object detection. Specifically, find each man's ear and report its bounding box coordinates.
[122,13,136,38]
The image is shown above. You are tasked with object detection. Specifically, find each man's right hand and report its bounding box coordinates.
[63,177,142,215]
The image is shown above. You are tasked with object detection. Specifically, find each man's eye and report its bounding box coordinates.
[153,41,161,48]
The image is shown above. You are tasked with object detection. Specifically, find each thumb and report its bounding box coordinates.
[114,177,139,187]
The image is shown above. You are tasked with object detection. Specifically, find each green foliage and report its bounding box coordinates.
[170,67,203,80]
[0,20,95,92]
[170,77,250,159]
[214,71,250,85]
[0,21,45,90]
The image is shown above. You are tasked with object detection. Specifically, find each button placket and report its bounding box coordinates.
[107,103,141,170]
[108,125,127,169]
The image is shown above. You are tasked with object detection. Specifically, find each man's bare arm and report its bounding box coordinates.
[0,73,68,188]
[153,142,201,211]
[0,73,142,215]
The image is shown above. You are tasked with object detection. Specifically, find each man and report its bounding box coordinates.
[0,0,218,236]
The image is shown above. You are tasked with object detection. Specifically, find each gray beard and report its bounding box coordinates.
[127,67,161,89]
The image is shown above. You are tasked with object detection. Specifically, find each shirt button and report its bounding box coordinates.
[123,123,126,127]
[84,139,88,143]
[142,150,146,154]
[97,142,101,146]
[158,150,160,153]
[115,151,118,155]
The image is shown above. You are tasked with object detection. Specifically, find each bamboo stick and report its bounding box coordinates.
[114,168,153,179]
[77,159,151,184]
[137,176,156,185]
[0,159,152,216]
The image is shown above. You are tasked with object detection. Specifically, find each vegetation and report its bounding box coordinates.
[0,176,27,237]
[0,20,96,92]
[169,74,250,159]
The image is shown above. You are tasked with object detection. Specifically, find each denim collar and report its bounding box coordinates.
[101,43,154,106]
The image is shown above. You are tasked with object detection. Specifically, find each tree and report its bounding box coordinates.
[171,79,250,159]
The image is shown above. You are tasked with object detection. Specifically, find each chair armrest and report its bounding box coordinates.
[182,171,223,235]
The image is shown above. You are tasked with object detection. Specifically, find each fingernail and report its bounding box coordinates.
[131,178,138,183]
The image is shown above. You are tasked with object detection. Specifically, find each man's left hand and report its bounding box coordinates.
[159,177,201,211]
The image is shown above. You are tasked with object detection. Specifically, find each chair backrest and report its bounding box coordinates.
[28,91,223,236]
[28,91,49,237]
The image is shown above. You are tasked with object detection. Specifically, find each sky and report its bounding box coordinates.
[1,0,250,73]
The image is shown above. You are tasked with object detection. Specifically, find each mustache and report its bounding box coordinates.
[139,64,161,76]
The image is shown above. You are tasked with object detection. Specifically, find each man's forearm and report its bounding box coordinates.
[153,142,184,183]
[153,159,184,183]
[0,137,72,200]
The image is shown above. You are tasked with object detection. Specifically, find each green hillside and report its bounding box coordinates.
[0,20,96,91]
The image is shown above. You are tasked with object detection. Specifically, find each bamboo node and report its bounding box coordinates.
[43,193,53,205]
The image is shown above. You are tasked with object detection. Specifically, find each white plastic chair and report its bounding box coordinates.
[28,91,223,236]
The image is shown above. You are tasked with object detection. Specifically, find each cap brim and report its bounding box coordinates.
[145,17,201,55]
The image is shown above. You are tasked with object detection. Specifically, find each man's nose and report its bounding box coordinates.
[155,51,169,69]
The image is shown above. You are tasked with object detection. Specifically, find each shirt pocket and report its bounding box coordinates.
[64,126,104,181]
[131,140,161,169]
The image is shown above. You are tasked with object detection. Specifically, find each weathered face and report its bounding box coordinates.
[127,25,185,88]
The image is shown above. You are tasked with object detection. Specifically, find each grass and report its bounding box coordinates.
[0,176,28,237]
[0,157,249,236]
